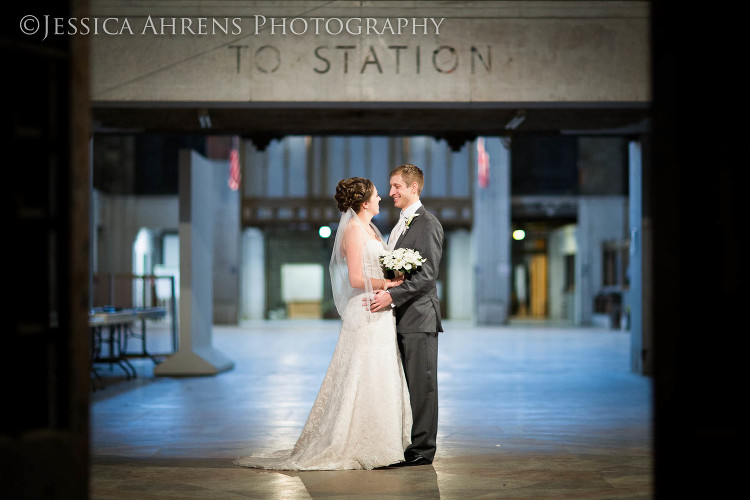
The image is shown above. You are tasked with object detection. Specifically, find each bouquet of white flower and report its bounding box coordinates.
[380,247,426,275]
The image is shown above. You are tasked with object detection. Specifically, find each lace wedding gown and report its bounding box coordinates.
[234,237,412,470]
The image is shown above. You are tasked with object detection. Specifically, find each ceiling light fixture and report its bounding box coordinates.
[505,110,526,130]
[198,109,212,129]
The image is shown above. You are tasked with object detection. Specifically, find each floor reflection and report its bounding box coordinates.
[90,321,652,498]
[280,467,440,499]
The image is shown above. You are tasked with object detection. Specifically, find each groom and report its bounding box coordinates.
[370,164,444,467]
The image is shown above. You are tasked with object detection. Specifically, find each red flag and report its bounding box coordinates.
[228,136,241,191]
[477,137,490,188]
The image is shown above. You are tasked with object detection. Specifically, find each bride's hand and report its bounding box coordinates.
[386,275,405,289]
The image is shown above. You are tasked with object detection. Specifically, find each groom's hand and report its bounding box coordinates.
[366,290,393,312]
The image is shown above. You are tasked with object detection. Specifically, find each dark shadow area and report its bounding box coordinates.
[90,359,162,402]
[650,2,742,497]
[4,2,90,498]
[91,455,238,469]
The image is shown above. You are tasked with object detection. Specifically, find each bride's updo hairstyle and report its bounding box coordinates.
[335,177,375,213]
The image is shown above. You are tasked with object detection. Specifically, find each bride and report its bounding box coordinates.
[234,177,412,470]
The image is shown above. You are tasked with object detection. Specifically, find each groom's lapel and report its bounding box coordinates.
[395,206,425,249]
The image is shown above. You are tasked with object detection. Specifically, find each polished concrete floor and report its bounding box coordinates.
[90,320,652,499]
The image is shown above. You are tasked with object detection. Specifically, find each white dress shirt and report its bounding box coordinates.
[388,200,422,250]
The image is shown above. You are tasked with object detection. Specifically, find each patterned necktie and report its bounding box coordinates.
[388,212,407,250]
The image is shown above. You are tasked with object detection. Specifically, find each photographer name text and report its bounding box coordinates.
[20,15,446,40]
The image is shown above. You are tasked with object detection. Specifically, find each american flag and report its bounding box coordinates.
[229,136,241,191]
[477,137,490,188]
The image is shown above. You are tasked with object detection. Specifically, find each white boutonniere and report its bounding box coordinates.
[404,213,420,230]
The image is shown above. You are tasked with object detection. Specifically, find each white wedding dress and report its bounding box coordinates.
[234,219,412,470]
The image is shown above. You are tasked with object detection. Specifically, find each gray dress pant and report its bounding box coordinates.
[398,331,439,461]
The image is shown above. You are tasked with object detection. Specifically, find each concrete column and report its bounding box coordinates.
[548,224,577,321]
[103,200,140,275]
[473,137,511,325]
[212,158,240,324]
[155,150,233,376]
[447,229,474,320]
[240,227,266,321]
[575,196,627,325]
[628,141,643,373]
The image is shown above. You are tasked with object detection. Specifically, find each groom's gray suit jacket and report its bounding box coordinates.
[388,206,444,334]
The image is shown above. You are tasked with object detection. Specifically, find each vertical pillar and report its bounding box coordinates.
[574,206,589,326]
[575,197,627,326]
[155,150,233,376]
[628,141,644,373]
[212,158,240,324]
[447,229,474,320]
[241,227,266,321]
[106,199,141,275]
[473,137,511,325]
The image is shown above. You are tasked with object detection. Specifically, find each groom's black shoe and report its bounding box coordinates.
[385,453,433,468]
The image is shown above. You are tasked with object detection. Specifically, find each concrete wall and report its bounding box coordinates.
[93,190,179,274]
[578,137,627,195]
[90,1,649,104]
[93,156,239,322]
[575,196,628,325]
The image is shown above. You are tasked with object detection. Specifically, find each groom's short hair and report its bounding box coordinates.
[390,164,424,195]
